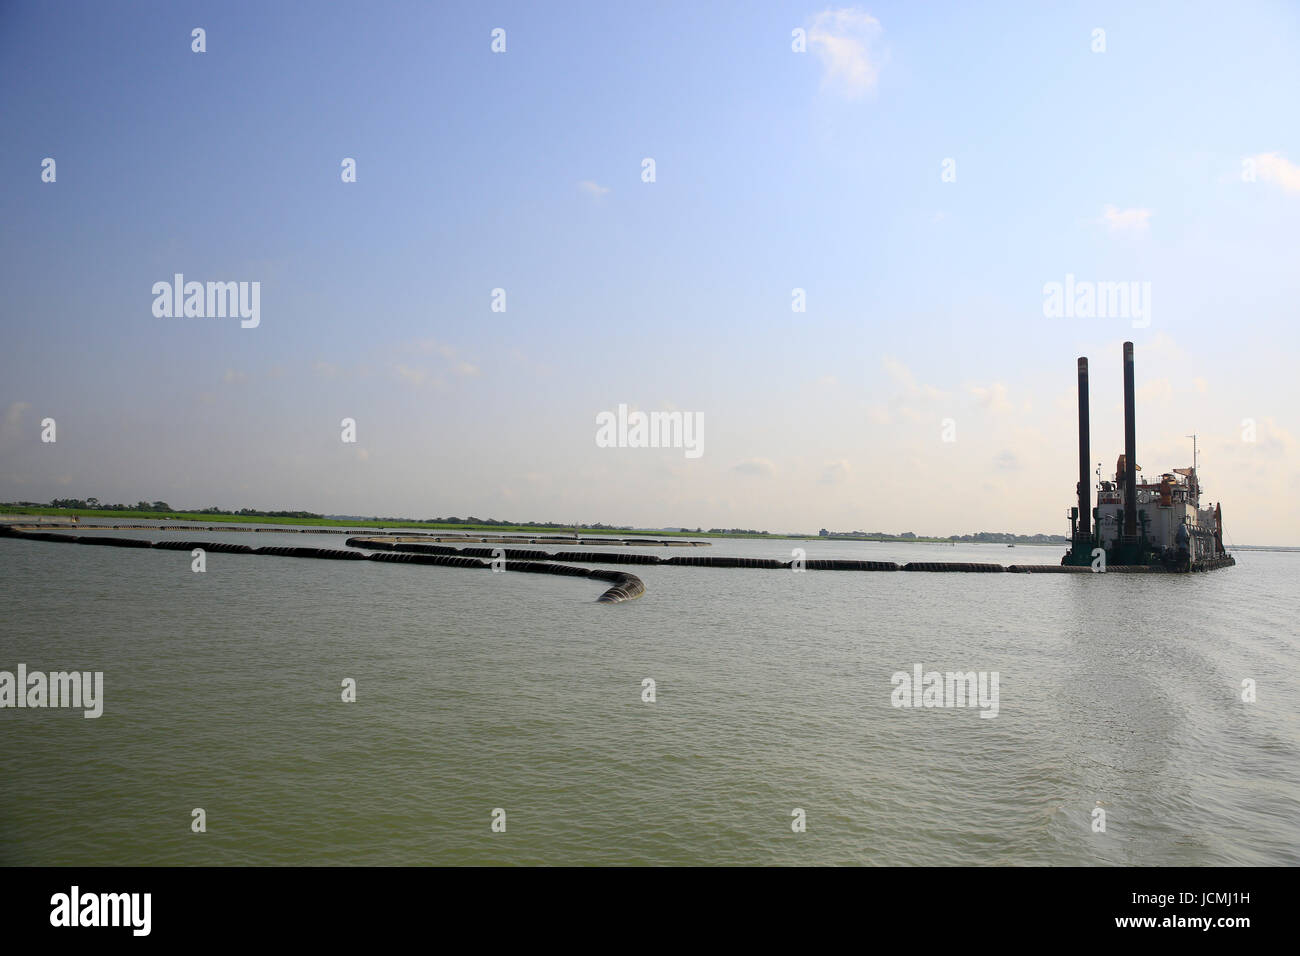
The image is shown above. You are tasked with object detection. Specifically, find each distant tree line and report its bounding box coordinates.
[12,501,641,528]
[364,517,637,531]
[819,529,920,539]
[819,528,1068,543]
[48,498,174,512]
[35,498,322,519]
[11,500,1067,542]
[194,506,324,519]
[946,531,1069,544]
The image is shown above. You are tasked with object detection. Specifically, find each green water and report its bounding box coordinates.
[2,527,1296,865]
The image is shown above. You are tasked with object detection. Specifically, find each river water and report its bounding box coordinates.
[1,523,1296,865]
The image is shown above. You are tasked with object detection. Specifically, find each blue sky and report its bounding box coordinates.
[2,1,1298,542]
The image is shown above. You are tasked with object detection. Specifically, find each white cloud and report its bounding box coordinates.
[578,180,611,197]
[410,338,457,359]
[1246,152,1300,194]
[385,340,476,387]
[1257,417,1298,457]
[882,355,946,401]
[808,8,884,98]
[1136,378,1173,404]
[1099,204,1152,234]
[970,382,1013,413]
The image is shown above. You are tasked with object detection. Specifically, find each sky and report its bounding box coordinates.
[1,1,1298,544]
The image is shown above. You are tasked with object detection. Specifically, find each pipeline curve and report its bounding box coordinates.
[0,526,645,604]
[6,524,1183,605]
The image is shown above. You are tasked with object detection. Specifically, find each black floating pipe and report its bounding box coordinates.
[1123,341,1137,538]
[1077,357,1090,541]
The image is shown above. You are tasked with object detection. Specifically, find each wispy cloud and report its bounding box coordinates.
[392,363,449,389]
[1256,417,1298,457]
[1136,378,1173,404]
[394,364,427,387]
[1099,204,1152,234]
[578,180,611,197]
[384,338,477,388]
[808,8,884,98]
[883,355,945,402]
[970,382,1013,413]
[410,338,457,359]
[1246,152,1300,194]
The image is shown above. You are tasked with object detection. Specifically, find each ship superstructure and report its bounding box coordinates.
[1062,342,1234,571]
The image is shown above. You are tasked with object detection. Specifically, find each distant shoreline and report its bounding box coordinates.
[0,506,1068,545]
[2,506,1292,549]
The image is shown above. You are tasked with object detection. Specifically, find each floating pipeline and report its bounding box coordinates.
[588,570,646,603]
[350,538,1185,574]
[902,562,1005,572]
[553,551,664,566]
[252,545,368,560]
[378,536,706,547]
[801,559,900,571]
[1007,564,1091,573]
[150,540,256,554]
[368,551,489,570]
[0,526,644,604]
[2,527,1232,599]
[663,554,787,569]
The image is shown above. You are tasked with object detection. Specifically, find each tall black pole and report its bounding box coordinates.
[1123,341,1137,539]
[1077,357,1091,541]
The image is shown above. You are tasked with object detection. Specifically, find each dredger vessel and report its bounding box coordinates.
[1062,342,1235,572]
